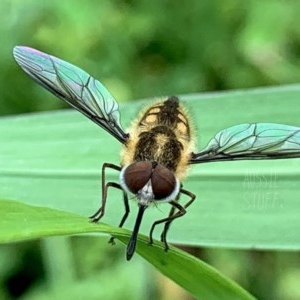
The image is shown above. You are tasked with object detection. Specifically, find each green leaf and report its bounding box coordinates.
[1,85,300,250]
[1,85,300,298]
[0,199,254,300]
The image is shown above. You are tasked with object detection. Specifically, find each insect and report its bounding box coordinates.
[13,46,300,260]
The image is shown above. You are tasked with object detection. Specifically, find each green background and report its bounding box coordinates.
[1,1,300,299]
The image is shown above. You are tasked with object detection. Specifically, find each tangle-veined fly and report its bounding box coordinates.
[13,46,300,260]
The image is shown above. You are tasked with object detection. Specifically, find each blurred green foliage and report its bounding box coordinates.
[1,0,300,299]
[2,0,300,116]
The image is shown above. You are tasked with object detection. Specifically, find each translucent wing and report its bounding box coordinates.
[13,46,128,144]
[190,123,300,164]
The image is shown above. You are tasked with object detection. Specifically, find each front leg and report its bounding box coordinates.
[150,188,196,251]
[90,163,130,244]
[89,163,122,222]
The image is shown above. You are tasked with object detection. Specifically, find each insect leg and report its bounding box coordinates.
[108,186,129,245]
[160,188,196,243]
[90,163,130,244]
[89,163,122,222]
[149,188,196,251]
[159,195,179,243]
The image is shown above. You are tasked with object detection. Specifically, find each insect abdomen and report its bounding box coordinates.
[122,96,194,178]
[139,96,191,140]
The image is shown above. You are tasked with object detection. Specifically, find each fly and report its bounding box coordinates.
[13,46,300,260]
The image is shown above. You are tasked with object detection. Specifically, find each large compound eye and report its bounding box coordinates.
[123,161,152,194]
[151,164,177,200]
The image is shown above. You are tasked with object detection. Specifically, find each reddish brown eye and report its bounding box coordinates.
[123,161,152,194]
[151,164,176,200]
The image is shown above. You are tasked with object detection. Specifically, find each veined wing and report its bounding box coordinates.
[13,46,129,144]
[190,123,300,164]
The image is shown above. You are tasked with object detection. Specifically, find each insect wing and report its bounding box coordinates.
[13,46,128,144]
[190,123,300,163]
